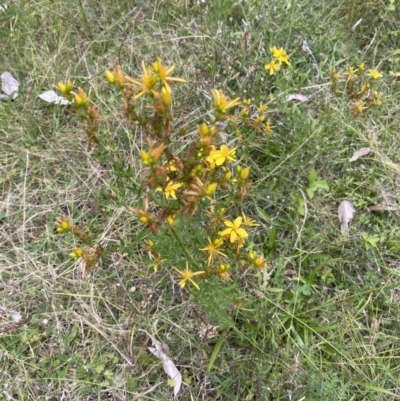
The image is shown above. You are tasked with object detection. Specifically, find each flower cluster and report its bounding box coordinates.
[330,63,384,115]
[57,82,100,144]
[55,216,102,278]
[264,46,291,75]
[55,57,271,291]
[102,58,269,290]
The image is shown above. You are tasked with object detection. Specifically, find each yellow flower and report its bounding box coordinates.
[57,81,74,96]
[56,216,73,233]
[167,214,176,226]
[210,89,241,114]
[140,143,166,166]
[105,66,125,88]
[242,213,260,227]
[139,215,150,224]
[164,181,183,199]
[264,120,275,134]
[200,237,227,266]
[198,123,215,137]
[345,66,356,81]
[153,253,166,272]
[140,150,153,165]
[173,262,205,290]
[130,208,153,225]
[264,59,281,75]
[204,183,218,196]
[105,70,116,84]
[161,84,172,106]
[367,69,383,79]
[373,91,382,106]
[69,247,84,260]
[359,62,365,71]
[257,103,268,113]
[351,100,367,115]
[218,216,248,243]
[206,145,237,166]
[73,88,90,109]
[151,57,186,85]
[237,166,250,180]
[125,61,158,99]
[249,252,267,270]
[270,46,291,66]
[216,264,231,281]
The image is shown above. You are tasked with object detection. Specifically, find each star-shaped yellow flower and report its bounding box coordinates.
[264,59,280,75]
[218,216,248,243]
[164,181,183,199]
[270,46,291,66]
[200,237,227,266]
[173,262,205,290]
[210,89,240,114]
[206,145,237,167]
[367,69,383,79]
[125,61,158,99]
[151,57,186,85]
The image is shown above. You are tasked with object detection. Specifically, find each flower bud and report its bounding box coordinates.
[105,70,116,84]
[161,86,171,106]
[239,167,250,180]
[204,183,217,196]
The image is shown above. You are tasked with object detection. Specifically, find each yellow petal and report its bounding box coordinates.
[219,228,232,237]
[236,228,248,239]
[233,216,243,227]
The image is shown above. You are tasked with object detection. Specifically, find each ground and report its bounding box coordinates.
[1,0,400,400]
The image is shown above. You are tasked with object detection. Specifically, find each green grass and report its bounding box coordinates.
[1,0,400,400]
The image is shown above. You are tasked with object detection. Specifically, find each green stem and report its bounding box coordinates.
[169,226,201,270]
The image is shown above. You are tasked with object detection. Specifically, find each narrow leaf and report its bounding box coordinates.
[366,204,396,212]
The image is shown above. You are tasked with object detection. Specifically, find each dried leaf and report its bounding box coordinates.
[1,71,19,100]
[366,204,396,212]
[351,18,362,32]
[38,90,71,105]
[287,93,309,102]
[338,200,356,235]
[283,269,297,277]
[139,329,182,397]
[349,147,371,162]
[11,312,22,323]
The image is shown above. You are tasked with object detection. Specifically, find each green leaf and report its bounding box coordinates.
[308,168,317,184]
[256,206,270,224]
[306,187,315,199]
[314,180,329,190]
[298,197,306,214]
[310,324,340,332]
[207,331,227,372]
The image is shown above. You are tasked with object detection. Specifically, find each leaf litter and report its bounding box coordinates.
[338,200,356,235]
[1,71,19,100]
[349,147,372,162]
[138,329,182,397]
